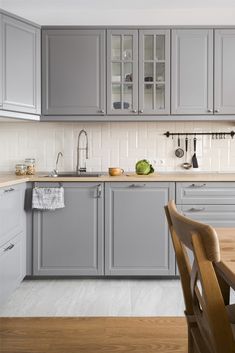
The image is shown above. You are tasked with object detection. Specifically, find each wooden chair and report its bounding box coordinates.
[165,200,235,353]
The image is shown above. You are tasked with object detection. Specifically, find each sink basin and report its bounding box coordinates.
[53,172,103,177]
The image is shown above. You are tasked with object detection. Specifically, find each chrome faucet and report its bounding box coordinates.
[50,151,63,177]
[76,129,88,173]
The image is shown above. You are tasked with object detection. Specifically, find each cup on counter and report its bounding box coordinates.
[108,167,124,176]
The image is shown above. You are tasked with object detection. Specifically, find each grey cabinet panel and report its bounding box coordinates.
[107,29,138,115]
[139,29,170,115]
[215,30,235,114]
[42,29,105,116]
[1,15,41,114]
[178,204,235,227]
[176,182,235,205]
[0,232,26,305]
[171,29,213,115]
[33,183,104,276]
[105,182,175,276]
[0,183,25,247]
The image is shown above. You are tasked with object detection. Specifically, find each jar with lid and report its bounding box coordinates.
[15,164,27,176]
[25,158,36,175]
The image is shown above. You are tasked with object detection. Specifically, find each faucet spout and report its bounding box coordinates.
[76,129,89,173]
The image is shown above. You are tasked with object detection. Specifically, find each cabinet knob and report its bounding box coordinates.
[190,183,206,188]
[215,109,220,113]
[139,110,144,113]
[98,109,105,114]
[207,109,213,113]
[4,243,14,252]
[132,110,137,113]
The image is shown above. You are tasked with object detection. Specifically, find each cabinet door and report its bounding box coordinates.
[33,183,104,275]
[0,232,26,305]
[215,30,235,115]
[105,182,175,276]
[107,30,138,115]
[171,29,213,115]
[42,29,105,116]
[1,15,41,114]
[139,30,170,115]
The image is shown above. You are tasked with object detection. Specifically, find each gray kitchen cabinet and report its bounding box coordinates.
[0,14,41,115]
[42,29,105,116]
[215,30,235,115]
[171,29,213,115]
[107,29,138,115]
[33,182,104,275]
[105,182,175,276]
[139,30,170,115]
[0,232,26,305]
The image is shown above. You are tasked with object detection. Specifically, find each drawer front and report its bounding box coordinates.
[176,182,235,204]
[178,204,235,227]
[0,233,26,305]
[0,184,24,245]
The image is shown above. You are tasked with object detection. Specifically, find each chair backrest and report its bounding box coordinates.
[165,200,235,353]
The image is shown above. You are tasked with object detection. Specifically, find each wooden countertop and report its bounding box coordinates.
[2,172,235,188]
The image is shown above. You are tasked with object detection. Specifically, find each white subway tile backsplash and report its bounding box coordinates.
[0,120,235,173]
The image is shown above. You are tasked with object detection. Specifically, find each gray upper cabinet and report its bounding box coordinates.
[33,182,104,276]
[42,29,105,116]
[139,30,170,115]
[107,29,138,115]
[171,29,213,115]
[105,182,175,276]
[0,14,41,115]
[214,30,235,115]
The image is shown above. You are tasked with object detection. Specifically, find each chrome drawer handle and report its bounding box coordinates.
[4,187,15,193]
[130,184,146,188]
[4,243,14,252]
[95,184,102,198]
[187,208,205,212]
[190,184,206,188]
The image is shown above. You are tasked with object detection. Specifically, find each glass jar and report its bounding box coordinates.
[15,164,27,176]
[25,158,36,175]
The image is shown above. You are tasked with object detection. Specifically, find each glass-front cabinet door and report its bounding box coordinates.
[107,30,138,115]
[139,30,170,115]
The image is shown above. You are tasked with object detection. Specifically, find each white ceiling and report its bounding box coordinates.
[1,0,235,25]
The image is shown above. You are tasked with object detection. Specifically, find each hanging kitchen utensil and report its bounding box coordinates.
[192,136,199,168]
[182,136,192,170]
[175,135,184,158]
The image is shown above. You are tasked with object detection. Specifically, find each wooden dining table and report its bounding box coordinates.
[215,228,235,294]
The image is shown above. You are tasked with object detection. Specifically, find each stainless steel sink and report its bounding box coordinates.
[53,171,103,177]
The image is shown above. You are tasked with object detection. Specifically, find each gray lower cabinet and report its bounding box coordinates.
[0,14,41,115]
[42,29,105,116]
[105,182,175,276]
[0,183,27,305]
[214,30,235,115]
[171,29,213,115]
[33,182,104,275]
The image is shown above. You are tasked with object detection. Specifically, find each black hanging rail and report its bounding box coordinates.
[164,131,235,138]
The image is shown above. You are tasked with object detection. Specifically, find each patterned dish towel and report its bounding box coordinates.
[32,187,65,210]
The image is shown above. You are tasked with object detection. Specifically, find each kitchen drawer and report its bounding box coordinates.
[178,204,235,227]
[0,232,26,305]
[176,182,235,205]
[0,184,25,246]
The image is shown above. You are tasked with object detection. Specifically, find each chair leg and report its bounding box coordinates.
[188,327,195,353]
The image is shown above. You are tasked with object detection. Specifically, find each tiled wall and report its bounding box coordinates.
[0,120,235,173]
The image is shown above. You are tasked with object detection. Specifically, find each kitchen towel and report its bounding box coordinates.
[32,187,65,210]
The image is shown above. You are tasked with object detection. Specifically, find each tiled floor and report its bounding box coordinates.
[0,278,185,317]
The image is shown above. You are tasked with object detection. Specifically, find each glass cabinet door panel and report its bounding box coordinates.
[123,84,133,109]
[155,84,165,110]
[112,84,121,110]
[112,63,121,82]
[144,85,154,110]
[156,63,165,82]
[123,36,133,60]
[112,35,121,60]
[144,35,154,60]
[156,35,165,61]
[124,62,133,82]
[144,62,154,82]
